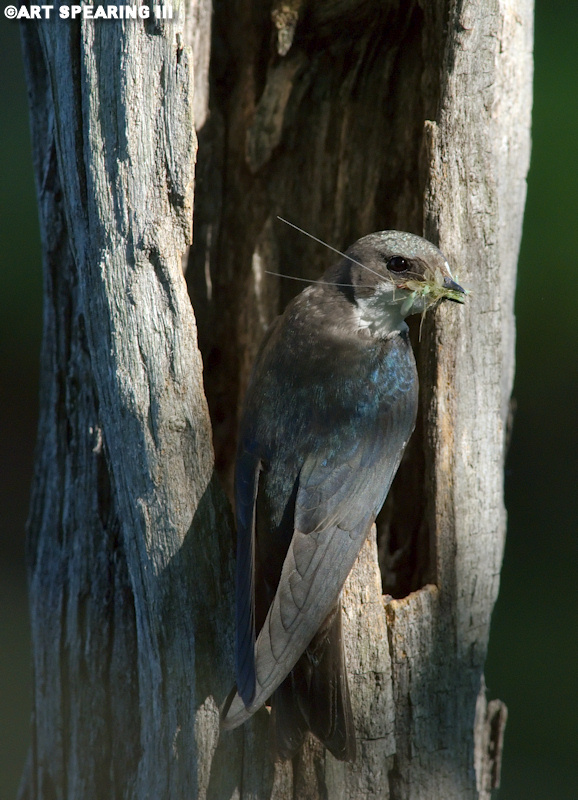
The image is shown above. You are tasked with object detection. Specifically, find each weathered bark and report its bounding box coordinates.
[189,2,532,795]
[20,0,532,798]
[20,5,235,799]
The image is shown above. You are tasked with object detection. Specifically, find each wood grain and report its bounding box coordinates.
[20,0,532,796]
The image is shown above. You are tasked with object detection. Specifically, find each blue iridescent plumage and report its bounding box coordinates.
[221,230,464,761]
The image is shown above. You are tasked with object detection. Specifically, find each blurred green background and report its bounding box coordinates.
[1,2,576,798]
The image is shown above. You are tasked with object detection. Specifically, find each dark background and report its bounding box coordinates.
[1,2,576,798]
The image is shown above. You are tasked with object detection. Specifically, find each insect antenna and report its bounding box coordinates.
[264,271,355,288]
[276,216,387,282]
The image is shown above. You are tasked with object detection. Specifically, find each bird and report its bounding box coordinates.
[220,229,465,762]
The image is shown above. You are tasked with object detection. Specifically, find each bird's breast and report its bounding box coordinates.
[244,320,417,464]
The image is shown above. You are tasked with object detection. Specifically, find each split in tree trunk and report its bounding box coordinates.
[20,0,532,797]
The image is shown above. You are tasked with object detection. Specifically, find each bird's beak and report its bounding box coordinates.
[442,276,466,303]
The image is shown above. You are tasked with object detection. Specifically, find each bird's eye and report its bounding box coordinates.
[386,256,409,273]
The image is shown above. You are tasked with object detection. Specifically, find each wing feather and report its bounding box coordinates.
[223,392,415,729]
[222,335,418,731]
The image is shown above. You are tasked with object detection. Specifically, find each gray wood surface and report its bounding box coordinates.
[20,0,532,797]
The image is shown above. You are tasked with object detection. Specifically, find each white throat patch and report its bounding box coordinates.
[354,285,410,338]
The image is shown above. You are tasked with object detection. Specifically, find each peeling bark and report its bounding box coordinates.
[21,0,532,797]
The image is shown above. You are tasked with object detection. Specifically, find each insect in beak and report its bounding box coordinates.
[443,276,466,303]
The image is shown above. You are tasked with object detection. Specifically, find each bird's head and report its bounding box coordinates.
[330,231,467,337]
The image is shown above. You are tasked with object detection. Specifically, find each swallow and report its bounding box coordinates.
[221,230,465,761]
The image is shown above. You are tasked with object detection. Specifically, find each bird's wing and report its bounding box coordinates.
[222,396,414,730]
[233,449,261,706]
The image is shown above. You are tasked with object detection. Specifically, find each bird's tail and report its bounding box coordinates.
[271,600,356,762]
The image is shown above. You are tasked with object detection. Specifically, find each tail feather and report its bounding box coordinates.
[271,669,309,761]
[272,600,356,762]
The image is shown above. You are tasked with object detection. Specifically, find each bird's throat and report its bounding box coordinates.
[354,293,409,338]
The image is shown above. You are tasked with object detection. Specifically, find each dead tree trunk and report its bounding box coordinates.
[20,0,532,798]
